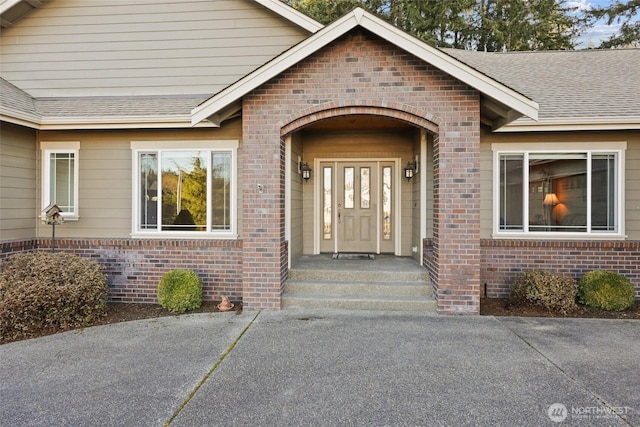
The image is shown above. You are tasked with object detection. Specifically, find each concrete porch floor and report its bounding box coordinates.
[290,254,426,273]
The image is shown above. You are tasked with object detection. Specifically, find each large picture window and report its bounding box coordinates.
[42,142,79,219]
[494,144,624,236]
[132,141,236,236]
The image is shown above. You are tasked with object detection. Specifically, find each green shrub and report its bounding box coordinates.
[0,252,108,343]
[157,270,202,313]
[578,271,636,311]
[509,270,577,314]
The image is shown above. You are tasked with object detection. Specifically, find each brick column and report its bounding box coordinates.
[432,119,481,314]
[241,100,287,310]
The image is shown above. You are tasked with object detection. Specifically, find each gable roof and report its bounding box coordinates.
[444,48,640,132]
[191,7,539,128]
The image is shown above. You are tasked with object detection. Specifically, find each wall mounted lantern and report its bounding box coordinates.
[403,160,417,181]
[300,162,312,182]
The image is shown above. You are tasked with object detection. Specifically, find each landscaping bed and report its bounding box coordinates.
[481,298,640,319]
[1,301,237,344]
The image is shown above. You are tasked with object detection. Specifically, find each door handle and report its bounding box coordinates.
[338,211,341,223]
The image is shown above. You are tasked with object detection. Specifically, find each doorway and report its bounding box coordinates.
[319,160,396,254]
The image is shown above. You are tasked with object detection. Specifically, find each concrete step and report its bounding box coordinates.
[285,280,433,297]
[283,266,435,311]
[282,293,437,311]
[288,269,429,282]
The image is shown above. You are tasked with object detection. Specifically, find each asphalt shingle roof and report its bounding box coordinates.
[0,77,37,117]
[1,77,209,122]
[442,48,640,121]
[34,95,210,118]
[3,48,639,127]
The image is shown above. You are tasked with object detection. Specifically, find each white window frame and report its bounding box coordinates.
[130,140,238,239]
[41,141,80,220]
[492,142,626,239]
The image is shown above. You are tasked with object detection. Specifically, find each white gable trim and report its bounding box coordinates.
[0,110,216,130]
[497,116,640,132]
[0,109,41,129]
[355,12,538,121]
[254,0,323,33]
[192,7,538,126]
[0,0,21,15]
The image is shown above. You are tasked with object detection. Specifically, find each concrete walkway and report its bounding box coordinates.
[1,310,638,426]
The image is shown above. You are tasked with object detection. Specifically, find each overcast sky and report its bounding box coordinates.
[570,0,623,48]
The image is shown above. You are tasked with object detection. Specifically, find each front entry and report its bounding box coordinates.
[319,161,395,254]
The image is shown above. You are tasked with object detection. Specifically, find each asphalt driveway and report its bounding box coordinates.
[1,310,638,426]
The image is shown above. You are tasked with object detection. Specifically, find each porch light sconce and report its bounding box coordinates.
[404,160,417,181]
[300,162,312,182]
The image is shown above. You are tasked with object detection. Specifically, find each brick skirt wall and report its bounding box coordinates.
[0,238,243,304]
[481,239,640,298]
[6,237,638,306]
[0,239,38,256]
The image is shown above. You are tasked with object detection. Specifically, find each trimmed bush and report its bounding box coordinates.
[578,271,636,312]
[157,270,202,313]
[509,270,577,314]
[0,252,108,343]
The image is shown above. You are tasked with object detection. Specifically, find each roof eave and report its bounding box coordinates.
[495,117,640,133]
[1,0,49,29]
[0,0,22,15]
[0,108,41,129]
[356,12,539,122]
[192,8,538,126]
[1,111,219,130]
[40,115,219,130]
[253,0,323,33]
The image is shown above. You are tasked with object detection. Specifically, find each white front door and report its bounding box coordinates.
[320,161,395,254]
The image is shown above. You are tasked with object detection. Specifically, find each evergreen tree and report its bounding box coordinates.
[180,156,208,228]
[284,0,580,51]
[589,0,639,48]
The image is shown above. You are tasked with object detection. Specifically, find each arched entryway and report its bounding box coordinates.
[282,104,439,270]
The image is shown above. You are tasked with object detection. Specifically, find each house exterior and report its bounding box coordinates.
[1,0,638,314]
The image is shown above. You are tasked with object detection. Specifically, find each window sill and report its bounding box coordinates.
[130,232,239,240]
[492,232,626,241]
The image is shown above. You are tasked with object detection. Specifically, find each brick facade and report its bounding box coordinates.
[0,239,38,256]
[481,239,640,298]
[1,238,243,304]
[243,29,481,313]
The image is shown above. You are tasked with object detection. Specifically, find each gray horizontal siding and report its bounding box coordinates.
[626,138,640,239]
[0,123,37,241]
[35,122,242,239]
[1,0,310,97]
[480,130,640,240]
